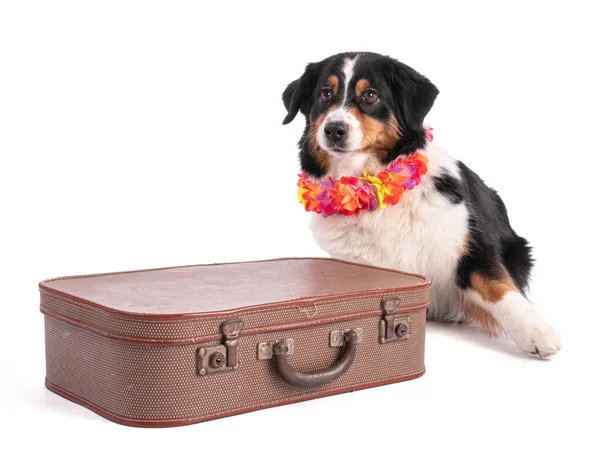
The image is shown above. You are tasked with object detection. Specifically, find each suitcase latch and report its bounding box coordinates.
[379,297,411,344]
[197,319,244,375]
[257,338,294,360]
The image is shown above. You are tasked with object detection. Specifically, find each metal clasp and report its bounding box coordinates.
[257,338,294,360]
[330,328,363,347]
[379,297,411,344]
[197,319,244,375]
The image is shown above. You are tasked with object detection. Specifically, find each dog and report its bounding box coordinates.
[282,52,560,357]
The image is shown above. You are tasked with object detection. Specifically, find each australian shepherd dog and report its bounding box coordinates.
[283,52,560,356]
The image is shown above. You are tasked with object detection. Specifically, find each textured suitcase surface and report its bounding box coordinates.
[41,258,430,427]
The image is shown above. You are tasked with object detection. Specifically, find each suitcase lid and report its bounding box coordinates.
[40,258,430,344]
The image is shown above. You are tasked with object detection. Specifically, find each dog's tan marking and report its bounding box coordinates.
[470,271,519,304]
[465,303,503,337]
[307,112,333,171]
[348,108,402,159]
[355,78,370,97]
[327,75,339,95]
[459,236,507,335]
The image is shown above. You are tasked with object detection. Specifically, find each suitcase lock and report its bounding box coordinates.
[197,319,244,376]
[379,297,411,344]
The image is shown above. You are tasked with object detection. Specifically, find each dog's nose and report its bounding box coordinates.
[324,122,349,144]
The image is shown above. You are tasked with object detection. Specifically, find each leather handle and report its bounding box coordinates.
[273,330,359,388]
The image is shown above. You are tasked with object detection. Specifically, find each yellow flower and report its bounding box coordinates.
[360,169,392,208]
[297,186,308,204]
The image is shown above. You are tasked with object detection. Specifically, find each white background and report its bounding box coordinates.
[1,1,599,467]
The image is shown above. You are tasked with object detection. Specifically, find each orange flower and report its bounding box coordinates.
[297,175,325,213]
[333,181,359,215]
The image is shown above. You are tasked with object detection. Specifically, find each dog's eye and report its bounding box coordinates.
[320,89,332,101]
[363,90,378,102]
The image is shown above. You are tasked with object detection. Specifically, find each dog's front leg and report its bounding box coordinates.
[464,273,561,357]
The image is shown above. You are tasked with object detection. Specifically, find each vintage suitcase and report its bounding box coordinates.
[41,258,430,427]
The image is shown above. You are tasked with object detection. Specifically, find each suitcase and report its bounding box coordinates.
[40,258,430,427]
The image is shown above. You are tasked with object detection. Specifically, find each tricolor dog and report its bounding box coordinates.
[283,52,560,357]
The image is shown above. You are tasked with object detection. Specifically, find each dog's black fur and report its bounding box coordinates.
[455,162,533,294]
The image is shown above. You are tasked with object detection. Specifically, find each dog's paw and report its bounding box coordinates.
[508,312,561,357]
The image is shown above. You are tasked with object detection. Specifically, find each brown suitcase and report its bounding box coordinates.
[40,258,430,427]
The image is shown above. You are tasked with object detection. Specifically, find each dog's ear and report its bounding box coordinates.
[388,60,438,133]
[282,62,322,125]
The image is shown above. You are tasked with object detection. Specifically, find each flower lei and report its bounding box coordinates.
[297,128,433,217]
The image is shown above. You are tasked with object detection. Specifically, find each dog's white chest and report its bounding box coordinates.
[310,183,469,317]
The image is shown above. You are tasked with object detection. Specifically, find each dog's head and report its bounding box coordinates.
[282,52,438,177]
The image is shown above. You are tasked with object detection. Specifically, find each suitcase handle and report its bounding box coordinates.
[272,330,359,388]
